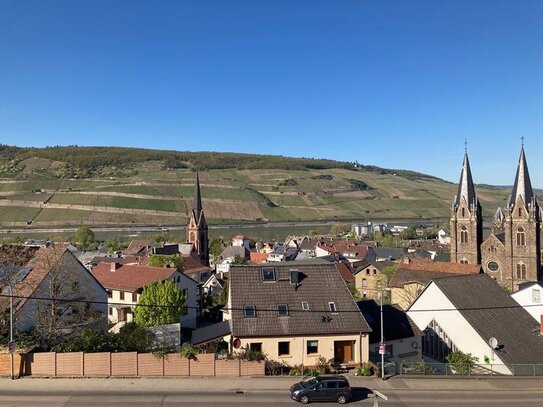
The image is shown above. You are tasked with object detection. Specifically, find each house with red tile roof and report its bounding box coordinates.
[316,241,376,265]
[0,244,108,337]
[91,263,200,329]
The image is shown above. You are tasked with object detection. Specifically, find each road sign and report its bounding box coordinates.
[372,389,388,407]
[378,343,386,355]
[8,341,15,354]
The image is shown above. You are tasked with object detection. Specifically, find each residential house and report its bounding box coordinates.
[316,241,376,266]
[358,300,422,364]
[353,260,395,300]
[408,274,543,375]
[373,247,405,262]
[223,263,372,367]
[123,238,154,257]
[91,263,200,329]
[267,246,298,262]
[389,258,481,309]
[215,246,248,275]
[0,244,108,334]
[249,252,269,263]
[232,235,250,251]
[511,282,543,322]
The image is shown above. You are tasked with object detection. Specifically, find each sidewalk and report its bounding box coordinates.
[1,375,543,393]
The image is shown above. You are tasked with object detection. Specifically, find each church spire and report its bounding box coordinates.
[508,146,535,209]
[453,151,477,210]
[193,171,203,219]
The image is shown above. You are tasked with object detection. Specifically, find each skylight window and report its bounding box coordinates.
[262,267,276,282]
[244,305,256,318]
[301,302,310,311]
[328,302,337,313]
[277,304,289,316]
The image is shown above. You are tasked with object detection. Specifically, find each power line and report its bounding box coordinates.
[0,293,541,314]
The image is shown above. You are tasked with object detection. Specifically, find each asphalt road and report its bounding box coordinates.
[0,388,542,407]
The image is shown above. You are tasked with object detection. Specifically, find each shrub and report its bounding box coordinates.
[355,363,373,376]
[446,351,478,375]
[179,342,199,360]
[315,356,332,374]
[265,359,288,375]
[409,361,435,375]
[235,345,265,362]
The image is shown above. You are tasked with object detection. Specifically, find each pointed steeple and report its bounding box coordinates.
[508,146,535,209]
[494,207,505,223]
[453,151,477,209]
[193,171,203,220]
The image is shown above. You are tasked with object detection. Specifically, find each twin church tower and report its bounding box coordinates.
[450,144,541,290]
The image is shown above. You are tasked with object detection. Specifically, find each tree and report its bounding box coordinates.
[74,226,96,250]
[148,255,183,271]
[330,223,350,237]
[103,235,128,253]
[446,351,479,375]
[231,255,247,265]
[347,282,361,301]
[209,238,225,261]
[400,226,417,240]
[133,281,187,327]
[219,282,229,306]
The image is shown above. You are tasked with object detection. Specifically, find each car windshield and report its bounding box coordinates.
[300,377,318,389]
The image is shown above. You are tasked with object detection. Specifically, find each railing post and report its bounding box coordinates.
[534,364,536,377]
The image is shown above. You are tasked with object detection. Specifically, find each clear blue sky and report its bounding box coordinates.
[1,1,542,186]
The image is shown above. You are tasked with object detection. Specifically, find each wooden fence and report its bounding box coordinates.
[0,353,264,378]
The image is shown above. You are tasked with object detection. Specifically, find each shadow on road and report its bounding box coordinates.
[351,387,371,402]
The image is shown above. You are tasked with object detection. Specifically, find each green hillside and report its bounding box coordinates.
[0,145,512,228]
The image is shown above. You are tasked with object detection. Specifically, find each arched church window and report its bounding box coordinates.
[460,258,468,264]
[516,263,527,279]
[460,226,468,244]
[190,232,195,242]
[516,227,525,246]
[461,208,465,218]
[519,207,522,217]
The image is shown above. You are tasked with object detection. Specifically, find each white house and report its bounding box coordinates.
[408,273,543,375]
[91,263,200,330]
[511,282,543,322]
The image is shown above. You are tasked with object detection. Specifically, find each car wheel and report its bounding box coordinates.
[337,394,347,404]
[299,395,310,404]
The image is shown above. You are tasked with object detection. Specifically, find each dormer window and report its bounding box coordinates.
[262,267,276,282]
[277,304,289,316]
[244,305,256,318]
[328,302,337,313]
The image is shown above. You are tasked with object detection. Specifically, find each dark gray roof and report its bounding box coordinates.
[191,320,232,345]
[374,247,405,260]
[508,147,537,210]
[229,264,371,337]
[217,246,247,262]
[453,152,478,210]
[432,252,450,263]
[359,300,422,344]
[433,274,543,365]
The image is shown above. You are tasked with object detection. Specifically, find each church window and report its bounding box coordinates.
[487,261,499,272]
[190,232,195,242]
[519,207,522,217]
[460,226,468,244]
[461,207,465,218]
[460,258,468,264]
[516,263,527,280]
[516,227,525,246]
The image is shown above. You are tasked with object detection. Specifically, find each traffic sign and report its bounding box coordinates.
[378,343,386,355]
[8,341,15,354]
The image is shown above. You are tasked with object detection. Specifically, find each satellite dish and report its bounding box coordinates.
[489,337,499,349]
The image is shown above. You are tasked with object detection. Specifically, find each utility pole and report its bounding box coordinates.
[380,289,385,379]
[9,285,14,380]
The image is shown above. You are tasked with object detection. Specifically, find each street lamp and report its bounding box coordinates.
[7,285,14,380]
[380,289,385,379]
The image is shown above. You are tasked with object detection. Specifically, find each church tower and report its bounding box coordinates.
[450,150,483,265]
[186,172,209,265]
[502,146,541,288]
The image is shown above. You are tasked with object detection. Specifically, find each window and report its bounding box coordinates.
[460,259,468,264]
[487,261,499,272]
[289,269,299,284]
[120,291,125,301]
[532,289,541,303]
[461,207,465,218]
[249,343,262,353]
[460,226,468,244]
[516,227,526,246]
[325,381,338,389]
[107,290,112,299]
[328,302,337,313]
[278,304,289,316]
[306,340,318,354]
[108,307,113,316]
[301,302,310,311]
[516,263,527,280]
[262,268,276,282]
[244,305,256,318]
[132,293,138,302]
[362,278,367,287]
[278,341,290,356]
[519,207,523,217]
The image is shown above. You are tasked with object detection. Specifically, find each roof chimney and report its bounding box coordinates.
[540,315,543,335]
[110,262,120,272]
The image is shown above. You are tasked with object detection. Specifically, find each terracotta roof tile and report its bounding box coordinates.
[91,264,175,292]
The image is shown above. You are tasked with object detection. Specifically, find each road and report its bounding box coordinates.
[0,388,542,407]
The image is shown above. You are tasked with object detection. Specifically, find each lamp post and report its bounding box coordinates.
[380,289,385,379]
[7,285,14,380]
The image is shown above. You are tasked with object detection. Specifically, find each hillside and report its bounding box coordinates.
[0,145,512,228]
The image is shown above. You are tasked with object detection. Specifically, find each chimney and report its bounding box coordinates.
[540,315,543,335]
[403,256,411,265]
[110,262,120,272]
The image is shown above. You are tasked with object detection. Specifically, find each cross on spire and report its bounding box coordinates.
[464,139,468,153]
[521,136,525,147]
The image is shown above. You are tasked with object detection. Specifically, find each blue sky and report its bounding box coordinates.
[1,1,542,186]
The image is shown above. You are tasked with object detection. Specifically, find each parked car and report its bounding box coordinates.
[289,375,352,404]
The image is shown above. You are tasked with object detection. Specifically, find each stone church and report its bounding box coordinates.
[450,146,541,291]
[186,172,209,266]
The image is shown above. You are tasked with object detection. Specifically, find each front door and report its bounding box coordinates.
[334,341,353,363]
